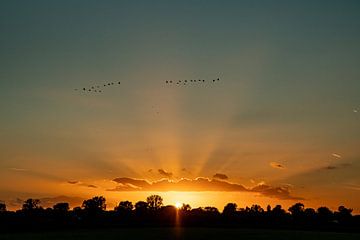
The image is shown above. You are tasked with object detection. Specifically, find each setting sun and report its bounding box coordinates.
[175,202,182,209]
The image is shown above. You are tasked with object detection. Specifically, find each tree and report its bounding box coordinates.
[288,203,305,216]
[135,201,148,215]
[146,195,163,210]
[223,203,237,215]
[82,196,106,213]
[250,204,264,213]
[53,202,69,212]
[0,202,6,212]
[317,207,333,222]
[22,199,41,211]
[115,201,133,212]
[180,203,191,212]
[272,205,286,215]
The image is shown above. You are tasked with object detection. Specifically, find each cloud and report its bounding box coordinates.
[270,162,286,169]
[109,177,301,200]
[158,169,173,178]
[251,184,304,200]
[8,168,28,171]
[213,173,229,180]
[67,181,79,184]
[332,153,342,159]
[67,180,97,188]
[322,163,351,171]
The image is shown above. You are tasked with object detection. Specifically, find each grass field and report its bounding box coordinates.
[0,228,359,240]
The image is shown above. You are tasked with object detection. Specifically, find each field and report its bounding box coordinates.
[0,228,359,240]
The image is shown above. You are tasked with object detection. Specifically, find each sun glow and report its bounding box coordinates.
[175,202,182,209]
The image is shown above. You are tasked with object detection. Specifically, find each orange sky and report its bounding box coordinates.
[0,1,359,213]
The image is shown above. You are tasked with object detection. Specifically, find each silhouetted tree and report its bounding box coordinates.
[180,203,191,212]
[115,201,133,212]
[22,199,41,211]
[135,201,148,215]
[204,206,219,214]
[53,202,69,212]
[288,203,304,216]
[82,196,106,215]
[317,206,333,223]
[0,202,6,212]
[223,203,237,216]
[250,204,264,214]
[272,205,286,215]
[146,195,163,210]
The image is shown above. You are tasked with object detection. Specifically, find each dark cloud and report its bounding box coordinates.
[251,184,304,200]
[67,180,97,188]
[322,163,351,171]
[213,173,229,180]
[67,181,79,184]
[109,177,301,200]
[270,162,286,169]
[158,169,173,178]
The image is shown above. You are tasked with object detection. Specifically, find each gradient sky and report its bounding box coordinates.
[1,0,360,212]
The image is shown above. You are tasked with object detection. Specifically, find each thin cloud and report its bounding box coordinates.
[322,163,351,171]
[213,173,229,180]
[67,181,79,184]
[109,177,302,200]
[332,153,342,159]
[8,168,28,171]
[158,169,173,178]
[67,180,97,188]
[270,162,286,169]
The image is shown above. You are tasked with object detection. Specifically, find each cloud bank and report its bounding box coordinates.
[109,177,302,200]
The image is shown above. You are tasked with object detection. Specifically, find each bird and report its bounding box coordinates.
[118,81,121,84]
[166,80,168,83]
[217,78,220,81]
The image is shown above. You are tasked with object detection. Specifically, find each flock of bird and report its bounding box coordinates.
[74,81,121,93]
[165,78,220,85]
[74,78,221,93]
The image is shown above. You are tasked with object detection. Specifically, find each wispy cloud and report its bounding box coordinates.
[213,173,229,180]
[66,180,98,188]
[332,153,342,159]
[321,163,351,171]
[8,168,29,171]
[158,169,173,178]
[270,162,286,170]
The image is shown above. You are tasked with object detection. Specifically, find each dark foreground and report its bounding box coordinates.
[0,228,359,240]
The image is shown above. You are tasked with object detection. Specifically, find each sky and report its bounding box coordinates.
[0,0,360,212]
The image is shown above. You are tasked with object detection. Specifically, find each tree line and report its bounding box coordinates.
[0,195,359,232]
